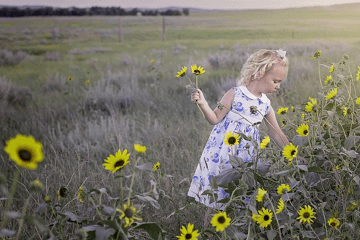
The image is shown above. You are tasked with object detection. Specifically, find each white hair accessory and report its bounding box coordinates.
[276,49,286,59]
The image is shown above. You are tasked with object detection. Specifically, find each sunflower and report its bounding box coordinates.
[280,118,287,127]
[68,76,73,82]
[224,131,240,146]
[176,66,187,77]
[211,211,231,232]
[45,196,51,203]
[311,50,321,59]
[356,97,360,105]
[324,75,332,84]
[277,107,288,115]
[117,202,142,227]
[134,144,146,154]
[276,199,285,214]
[30,179,43,192]
[260,136,270,149]
[282,143,298,162]
[347,200,359,211]
[327,217,340,228]
[256,188,267,202]
[356,66,360,81]
[296,124,309,136]
[297,205,316,224]
[77,186,86,203]
[305,97,317,112]
[191,64,206,75]
[291,106,295,112]
[329,65,334,73]
[4,134,44,170]
[150,59,155,64]
[342,106,349,116]
[153,161,160,171]
[57,186,68,200]
[85,80,90,85]
[103,149,130,173]
[254,208,273,228]
[277,184,291,195]
[325,88,338,100]
[176,223,200,240]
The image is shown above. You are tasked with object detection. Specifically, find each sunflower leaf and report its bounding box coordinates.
[134,195,160,209]
[344,136,360,150]
[133,222,165,240]
[297,165,308,172]
[266,230,277,240]
[135,163,153,171]
[0,229,16,238]
[95,226,116,240]
[214,168,241,186]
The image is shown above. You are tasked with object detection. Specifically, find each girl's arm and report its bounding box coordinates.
[264,106,289,148]
[192,88,235,125]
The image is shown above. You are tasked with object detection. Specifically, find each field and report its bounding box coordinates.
[1,3,360,239]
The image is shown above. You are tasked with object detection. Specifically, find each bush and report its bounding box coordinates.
[0,49,27,66]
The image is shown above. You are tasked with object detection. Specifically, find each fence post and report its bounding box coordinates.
[118,18,122,42]
[162,16,165,41]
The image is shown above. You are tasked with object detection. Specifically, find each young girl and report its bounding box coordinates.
[188,49,290,209]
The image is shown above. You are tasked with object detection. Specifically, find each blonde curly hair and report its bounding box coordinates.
[237,49,289,86]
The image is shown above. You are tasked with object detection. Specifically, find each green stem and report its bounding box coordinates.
[266,195,283,240]
[15,195,31,240]
[318,58,323,89]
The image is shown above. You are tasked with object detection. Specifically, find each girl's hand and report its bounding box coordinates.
[191,89,206,105]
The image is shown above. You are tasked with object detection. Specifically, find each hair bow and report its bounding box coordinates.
[276,49,286,59]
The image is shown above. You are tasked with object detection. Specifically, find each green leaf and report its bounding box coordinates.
[63,211,83,223]
[214,168,241,186]
[0,229,16,238]
[281,193,295,202]
[266,230,277,240]
[353,176,360,186]
[102,206,115,216]
[308,166,325,173]
[95,226,116,240]
[344,136,360,150]
[292,135,308,147]
[134,222,165,240]
[134,195,160,209]
[229,155,245,168]
[135,163,153,171]
[254,172,264,185]
[297,165,308,172]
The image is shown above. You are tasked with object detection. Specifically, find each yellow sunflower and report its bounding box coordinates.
[4,134,44,170]
[297,205,316,224]
[305,97,317,112]
[329,65,334,73]
[347,200,359,211]
[254,208,273,228]
[117,202,142,227]
[134,144,146,154]
[191,64,206,75]
[176,223,200,240]
[176,66,187,77]
[280,118,287,127]
[57,186,68,200]
[276,198,285,214]
[356,66,360,81]
[311,50,321,59]
[356,97,360,105]
[277,107,288,115]
[325,88,338,100]
[296,124,309,136]
[342,106,349,116]
[153,161,160,171]
[256,188,267,202]
[211,211,231,232]
[327,217,340,228]
[260,136,270,149]
[150,59,155,63]
[77,186,86,203]
[282,143,298,162]
[277,184,291,195]
[85,80,90,85]
[324,75,332,84]
[224,131,240,146]
[45,196,51,203]
[30,179,43,192]
[291,106,295,112]
[68,76,73,82]
[103,149,130,173]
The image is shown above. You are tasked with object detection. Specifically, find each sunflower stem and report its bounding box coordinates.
[0,169,20,231]
[15,195,31,240]
[266,195,283,240]
[318,58,323,89]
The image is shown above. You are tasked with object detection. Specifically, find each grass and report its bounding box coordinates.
[1,3,360,239]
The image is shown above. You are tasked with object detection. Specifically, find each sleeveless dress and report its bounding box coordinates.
[187,86,271,208]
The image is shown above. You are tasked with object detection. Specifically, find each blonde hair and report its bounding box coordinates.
[237,49,289,86]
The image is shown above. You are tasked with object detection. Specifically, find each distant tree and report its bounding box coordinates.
[127,8,139,16]
[183,8,189,16]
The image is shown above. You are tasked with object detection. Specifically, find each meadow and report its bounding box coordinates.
[1,3,360,239]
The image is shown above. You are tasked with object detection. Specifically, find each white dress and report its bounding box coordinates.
[187,86,271,208]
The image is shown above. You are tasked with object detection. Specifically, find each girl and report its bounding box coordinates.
[188,49,290,209]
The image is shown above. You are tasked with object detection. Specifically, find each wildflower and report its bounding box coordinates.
[77,186,86,203]
[150,59,155,63]
[260,136,270,149]
[296,124,309,136]
[356,97,360,105]
[277,184,291,195]
[68,76,73,82]
[253,208,273,228]
[30,179,43,192]
[45,196,51,203]
[325,75,332,84]
[297,205,316,224]
[332,165,341,171]
[311,50,321,59]
[211,211,231,232]
[327,217,340,228]
[291,106,295,112]
[282,143,298,163]
[134,144,146,154]
[4,134,44,170]
[277,107,288,115]
[280,118,287,127]
[176,66,187,77]
[305,97,317,112]
[103,149,130,173]
[117,202,142,227]
[325,88,338,100]
[191,64,206,75]
[85,80,90,85]
[57,186,68,200]
[329,65,334,73]
[176,223,200,240]
[256,188,267,202]
[356,66,360,81]
[342,106,349,116]
[347,200,359,211]
[276,198,285,214]
[224,131,240,146]
[153,161,160,171]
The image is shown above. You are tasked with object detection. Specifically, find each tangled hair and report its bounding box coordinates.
[237,49,289,86]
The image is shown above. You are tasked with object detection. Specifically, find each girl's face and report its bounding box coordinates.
[260,63,287,95]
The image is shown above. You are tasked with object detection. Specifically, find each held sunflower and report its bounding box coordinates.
[191,64,206,75]
[176,223,200,240]
[4,134,44,170]
[296,124,309,136]
[211,211,231,232]
[103,149,130,173]
[327,217,340,228]
[260,136,270,149]
[224,131,240,146]
[176,66,187,77]
[117,202,142,227]
[297,205,316,224]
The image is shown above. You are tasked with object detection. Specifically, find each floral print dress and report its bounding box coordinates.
[187,86,271,208]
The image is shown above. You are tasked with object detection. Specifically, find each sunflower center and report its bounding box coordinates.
[115,160,125,168]
[303,212,310,219]
[124,208,133,218]
[194,70,200,74]
[18,149,32,161]
[303,130,308,135]
[185,233,192,239]
[228,137,236,145]
[218,216,225,224]
[330,222,336,227]
[291,150,296,156]
[264,215,270,221]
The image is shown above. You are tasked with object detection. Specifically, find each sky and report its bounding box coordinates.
[5,0,360,10]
